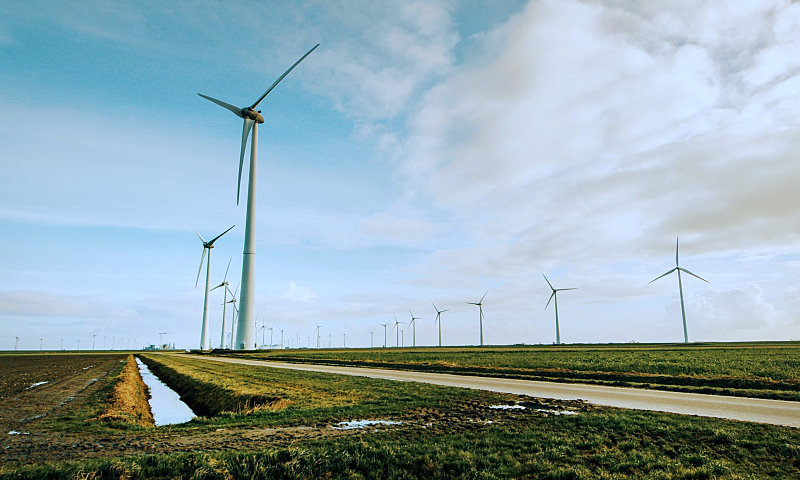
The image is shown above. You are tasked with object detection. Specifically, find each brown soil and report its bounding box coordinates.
[0,354,125,435]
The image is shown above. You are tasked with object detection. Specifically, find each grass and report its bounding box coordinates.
[214,341,800,400]
[4,408,799,479]
[137,353,521,428]
[95,355,153,427]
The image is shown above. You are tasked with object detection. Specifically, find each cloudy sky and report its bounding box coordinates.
[2,0,799,351]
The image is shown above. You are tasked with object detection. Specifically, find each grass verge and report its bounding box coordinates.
[95,355,153,427]
[214,342,800,401]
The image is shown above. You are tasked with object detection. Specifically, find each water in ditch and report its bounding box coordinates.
[135,357,195,426]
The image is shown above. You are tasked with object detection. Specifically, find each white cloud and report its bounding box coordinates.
[281,281,316,302]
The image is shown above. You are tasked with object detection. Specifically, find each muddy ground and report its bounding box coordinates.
[0,354,588,467]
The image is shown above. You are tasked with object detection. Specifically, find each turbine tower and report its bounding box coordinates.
[649,237,709,343]
[543,274,576,345]
[409,309,421,347]
[380,323,387,348]
[393,315,402,347]
[198,44,319,350]
[433,303,448,347]
[316,325,322,348]
[210,258,233,349]
[467,292,487,346]
[194,225,235,350]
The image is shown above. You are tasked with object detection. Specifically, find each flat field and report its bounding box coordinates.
[216,342,800,400]
[2,352,799,479]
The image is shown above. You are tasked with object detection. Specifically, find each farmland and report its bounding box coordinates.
[2,352,799,478]
[215,341,800,400]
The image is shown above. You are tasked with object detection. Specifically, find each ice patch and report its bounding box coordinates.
[82,365,94,370]
[489,404,526,410]
[8,431,20,435]
[26,381,49,389]
[332,420,402,430]
[536,409,580,416]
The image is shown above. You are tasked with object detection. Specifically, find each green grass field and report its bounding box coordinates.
[214,342,800,400]
[3,353,799,479]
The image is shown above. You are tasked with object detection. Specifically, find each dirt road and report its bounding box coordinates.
[190,355,800,428]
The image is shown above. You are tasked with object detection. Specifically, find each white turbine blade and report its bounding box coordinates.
[250,44,320,109]
[649,268,677,284]
[480,291,488,303]
[223,257,232,282]
[195,247,207,287]
[210,282,225,291]
[557,288,577,292]
[237,119,254,205]
[208,224,236,246]
[676,237,680,266]
[679,267,709,283]
[193,228,206,244]
[542,274,554,290]
[198,94,242,117]
[233,282,240,297]
[441,309,448,313]
[545,291,555,310]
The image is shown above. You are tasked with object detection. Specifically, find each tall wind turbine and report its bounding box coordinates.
[211,258,233,349]
[409,309,421,347]
[380,323,387,348]
[198,44,319,350]
[316,325,322,348]
[543,274,576,345]
[650,237,709,343]
[433,303,447,347]
[467,292,487,346]
[194,225,235,350]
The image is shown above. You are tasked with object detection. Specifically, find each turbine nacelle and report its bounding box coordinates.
[242,107,264,123]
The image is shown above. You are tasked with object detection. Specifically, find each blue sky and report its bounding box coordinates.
[2,0,800,350]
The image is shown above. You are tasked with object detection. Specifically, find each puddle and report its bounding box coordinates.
[490,404,526,410]
[27,381,49,389]
[332,420,402,430]
[135,358,196,426]
[536,409,580,416]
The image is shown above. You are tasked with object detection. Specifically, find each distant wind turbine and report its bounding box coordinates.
[211,258,233,349]
[370,330,374,348]
[433,303,448,347]
[467,292,487,346]
[543,274,576,345]
[226,282,240,348]
[409,309,421,347]
[198,44,319,350]
[393,315,403,347]
[194,225,235,350]
[380,323,387,348]
[649,237,709,343]
[316,325,322,348]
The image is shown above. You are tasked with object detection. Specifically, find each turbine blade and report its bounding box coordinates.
[211,282,225,291]
[442,309,448,313]
[193,228,206,244]
[545,291,555,310]
[542,274,554,290]
[195,248,207,287]
[679,267,709,283]
[557,288,577,291]
[237,119,254,205]
[198,94,242,117]
[223,257,232,282]
[676,237,680,266]
[208,224,236,246]
[480,291,488,303]
[250,44,320,108]
[233,282,240,297]
[648,268,677,284]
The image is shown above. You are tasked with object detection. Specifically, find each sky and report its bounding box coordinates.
[2,0,800,351]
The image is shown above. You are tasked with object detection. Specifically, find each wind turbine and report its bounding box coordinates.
[543,274,576,345]
[211,258,233,349]
[370,330,374,348]
[198,44,319,350]
[649,237,709,343]
[316,325,322,348]
[158,332,169,347]
[433,303,448,347]
[409,309,421,347]
[226,282,240,348]
[393,315,403,347]
[194,225,235,350]
[380,323,387,348]
[467,292,487,346]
